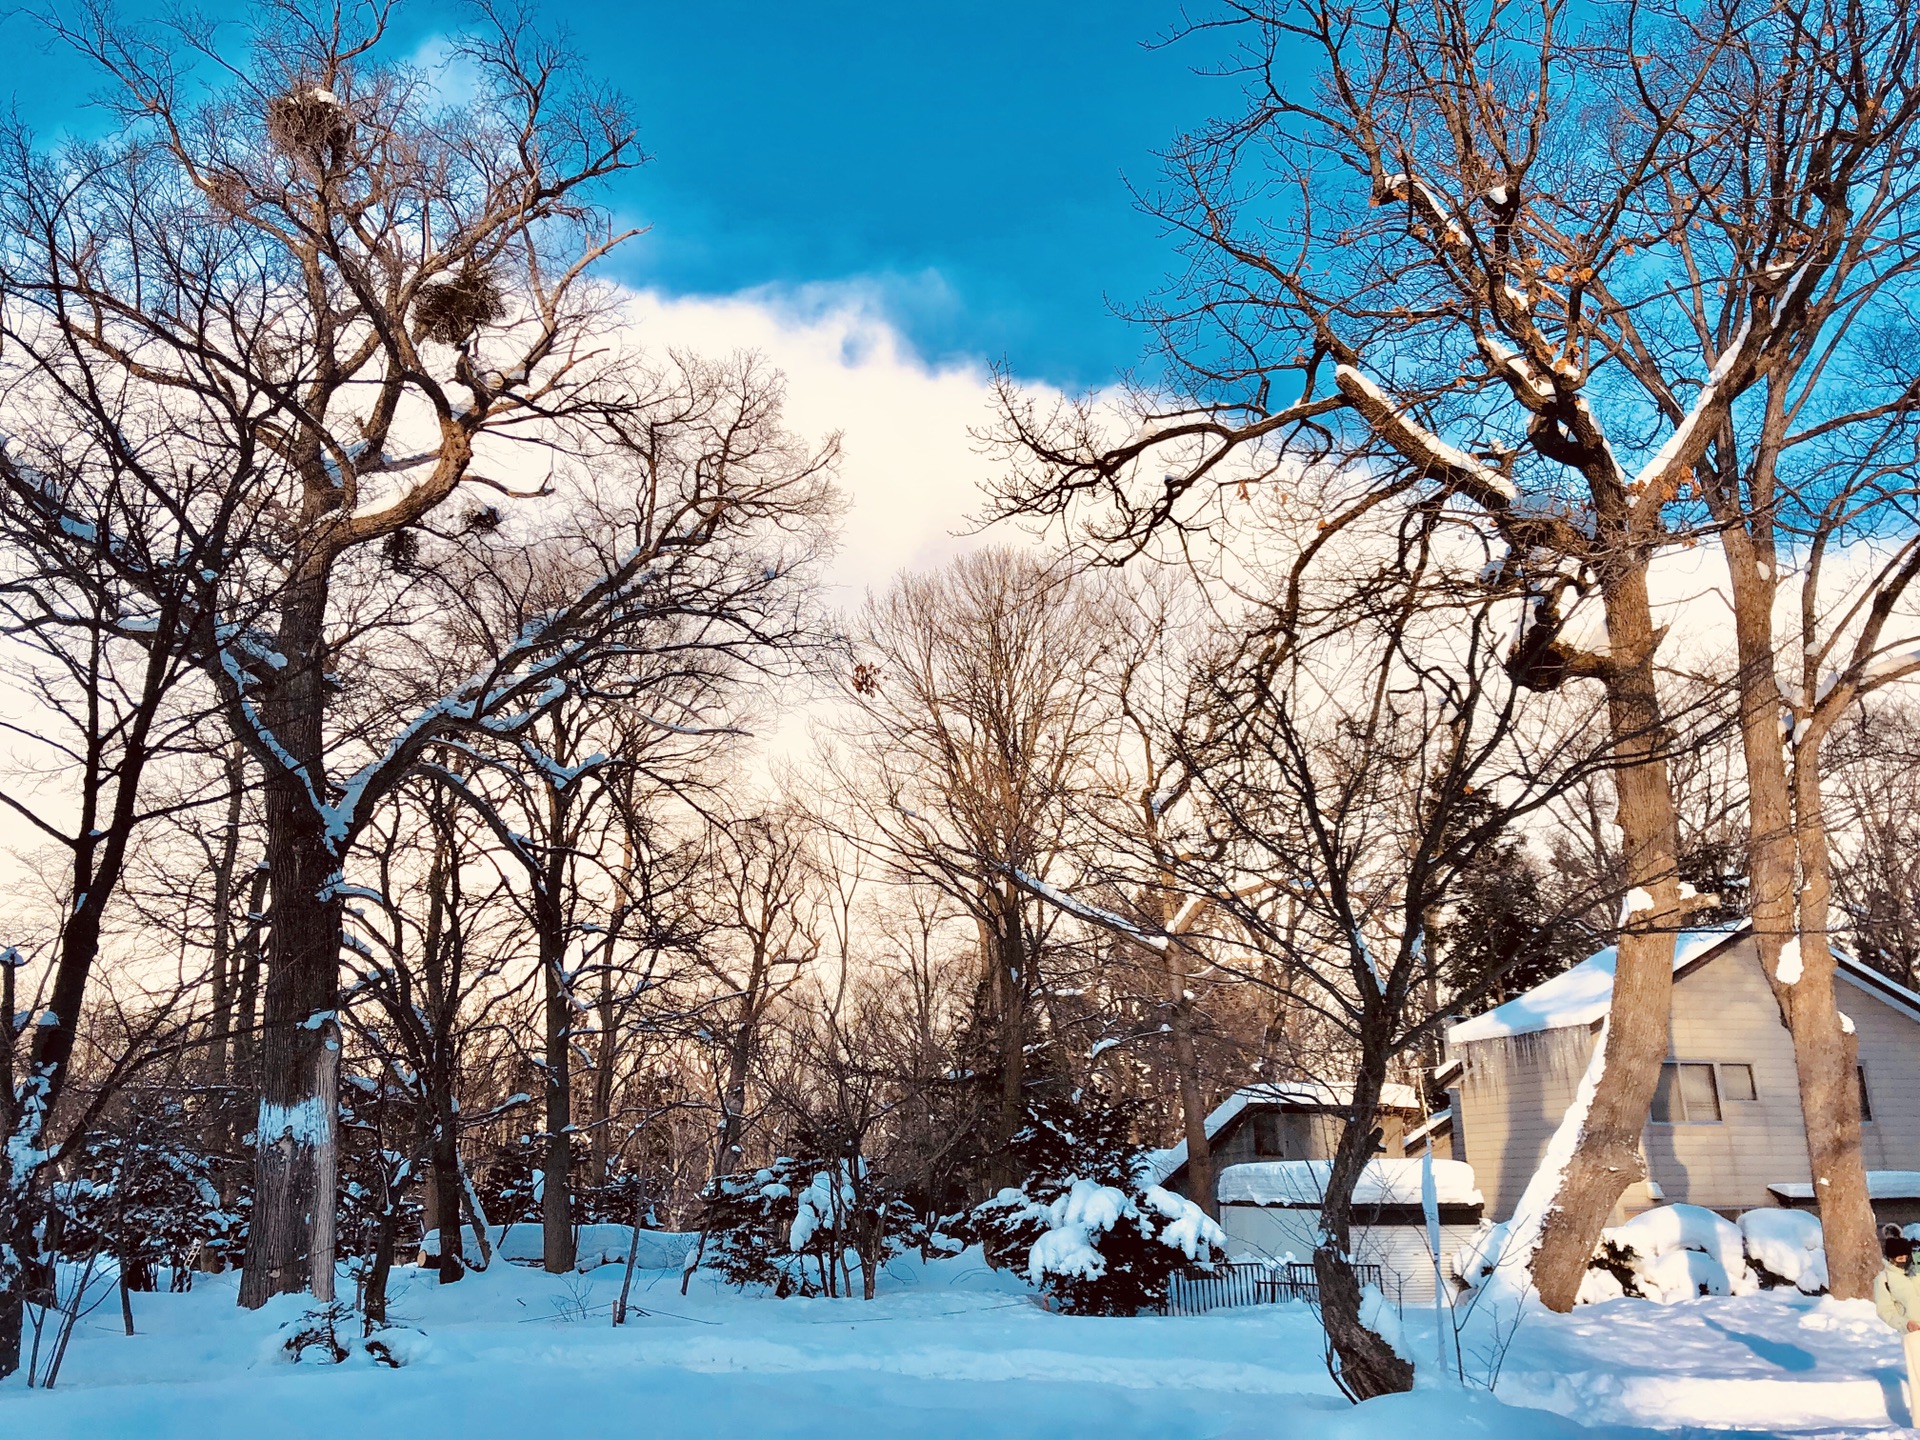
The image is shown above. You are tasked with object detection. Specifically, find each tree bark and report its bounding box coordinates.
[1528,567,1684,1312]
[1315,1061,1414,1399]
[206,747,246,1090]
[985,889,1027,1191]
[1788,745,1878,1299]
[538,799,576,1273]
[238,571,345,1308]
[1159,937,1217,1219]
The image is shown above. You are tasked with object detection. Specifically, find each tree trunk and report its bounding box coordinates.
[233,865,269,1081]
[1527,566,1684,1312]
[589,955,617,1191]
[206,748,246,1090]
[1158,936,1217,1219]
[239,571,344,1309]
[1789,746,1878,1299]
[1315,1060,1413,1399]
[538,832,575,1273]
[986,890,1027,1190]
[429,1094,465,1283]
[1722,540,1878,1300]
[237,793,344,1307]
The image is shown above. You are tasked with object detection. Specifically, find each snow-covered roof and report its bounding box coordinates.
[1448,929,1736,1045]
[1448,926,1920,1046]
[1768,1171,1920,1203]
[1143,1081,1423,1185]
[1217,1158,1482,1209]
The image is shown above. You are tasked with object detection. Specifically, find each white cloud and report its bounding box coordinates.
[619,282,1035,613]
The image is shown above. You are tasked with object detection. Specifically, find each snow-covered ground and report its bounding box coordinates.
[2,1249,1915,1439]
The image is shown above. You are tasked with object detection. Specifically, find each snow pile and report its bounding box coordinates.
[1217,1158,1480,1209]
[1740,1208,1828,1293]
[491,1223,695,1273]
[1590,1205,1757,1303]
[1463,1204,1835,1305]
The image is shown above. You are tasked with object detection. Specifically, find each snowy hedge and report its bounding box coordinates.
[1457,1203,1830,1304]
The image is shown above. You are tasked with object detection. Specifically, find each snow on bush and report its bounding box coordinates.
[969,1096,1227,1316]
[1739,1208,1827,1293]
[978,1176,1225,1314]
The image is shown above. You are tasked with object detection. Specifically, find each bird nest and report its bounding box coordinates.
[413,267,507,346]
[267,86,352,157]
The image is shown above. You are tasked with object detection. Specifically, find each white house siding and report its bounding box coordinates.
[1843,970,1920,1175]
[1452,1026,1595,1220]
[1647,935,1812,1210]
[1218,1205,1480,1306]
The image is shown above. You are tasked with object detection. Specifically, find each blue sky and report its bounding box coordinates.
[3,2,1234,388]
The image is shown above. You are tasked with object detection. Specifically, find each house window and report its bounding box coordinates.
[1720,1063,1757,1102]
[1251,1111,1289,1158]
[1859,1066,1875,1122]
[1651,1062,1722,1123]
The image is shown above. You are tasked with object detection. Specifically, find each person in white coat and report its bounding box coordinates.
[1874,1228,1920,1420]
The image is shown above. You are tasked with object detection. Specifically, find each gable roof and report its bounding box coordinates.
[1449,929,1737,1045]
[1446,925,1920,1047]
[1143,1080,1422,1185]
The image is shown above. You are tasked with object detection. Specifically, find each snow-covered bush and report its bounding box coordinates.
[1739,1209,1827,1293]
[1468,1202,1832,1305]
[57,1100,246,1288]
[702,1151,914,1298]
[969,1096,1226,1316]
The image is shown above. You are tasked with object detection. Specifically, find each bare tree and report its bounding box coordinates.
[829,549,1118,1188]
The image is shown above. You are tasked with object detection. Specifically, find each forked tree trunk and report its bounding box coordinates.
[1527,569,1684,1312]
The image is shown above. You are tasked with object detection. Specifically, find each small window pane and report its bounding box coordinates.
[1679,1063,1722,1122]
[1651,1063,1681,1123]
[1859,1066,1875,1122]
[1721,1064,1757,1102]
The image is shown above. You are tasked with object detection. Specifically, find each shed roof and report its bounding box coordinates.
[1143,1080,1422,1185]
[1217,1158,1482,1209]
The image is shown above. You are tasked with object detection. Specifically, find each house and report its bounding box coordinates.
[1440,927,1920,1228]
[1152,1081,1480,1304]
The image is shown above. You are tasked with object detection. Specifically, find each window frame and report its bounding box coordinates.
[1648,1059,1757,1124]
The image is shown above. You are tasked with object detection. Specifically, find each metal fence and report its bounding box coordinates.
[1162,1260,1385,1316]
